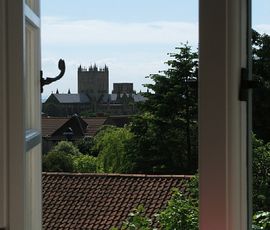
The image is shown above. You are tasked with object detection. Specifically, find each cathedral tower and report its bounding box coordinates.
[78,64,109,101]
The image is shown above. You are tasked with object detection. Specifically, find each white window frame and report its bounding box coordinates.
[199,0,250,229]
[0,0,42,229]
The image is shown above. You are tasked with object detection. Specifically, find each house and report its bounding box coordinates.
[42,173,191,229]
[42,115,130,154]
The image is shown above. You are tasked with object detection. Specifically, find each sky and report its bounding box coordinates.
[41,0,270,99]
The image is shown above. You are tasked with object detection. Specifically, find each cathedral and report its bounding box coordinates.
[42,64,146,117]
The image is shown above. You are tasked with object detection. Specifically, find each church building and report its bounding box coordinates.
[43,64,146,117]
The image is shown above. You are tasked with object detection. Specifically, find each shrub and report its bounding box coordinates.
[253,135,270,212]
[42,141,80,172]
[43,151,73,172]
[73,154,97,173]
[253,211,270,230]
[52,141,81,156]
[111,205,152,230]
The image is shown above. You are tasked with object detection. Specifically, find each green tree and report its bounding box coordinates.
[43,151,74,172]
[51,141,81,156]
[94,126,135,173]
[252,30,270,142]
[253,211,270,230]
[111,205,152,230]
[75,137,97,156]
[73,154,97,173]
[129,44,198,174]
[42,141,80,172]
[252,135,270,212]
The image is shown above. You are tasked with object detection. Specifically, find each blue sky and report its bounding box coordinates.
[41,0,269,99]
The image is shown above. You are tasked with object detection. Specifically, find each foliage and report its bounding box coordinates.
[72,154,97,173]
[51,141,81,156]
[43,141,97,173]
[75,137,97,156]
[43,151,74,172]
[252,135,270,212]
[94,126,135,173]
[111,205,153,230]
[158,189,198,230]
[252,30,270,142]
[252,211,270,230]
[112,176,199,230]
[129,44,198,174]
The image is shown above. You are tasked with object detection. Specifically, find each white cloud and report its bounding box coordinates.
[254,24,270,35]
[42,17,198,45]
[41,17,198,99]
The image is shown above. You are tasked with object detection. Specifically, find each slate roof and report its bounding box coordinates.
[53,93,90,103]
[109,93,146,102]
[42,173,190,230]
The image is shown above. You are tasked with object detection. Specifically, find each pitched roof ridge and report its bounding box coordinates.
[42,172,192,178]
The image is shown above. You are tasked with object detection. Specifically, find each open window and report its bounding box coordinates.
[0,0,42,229]
[0,0,253,229]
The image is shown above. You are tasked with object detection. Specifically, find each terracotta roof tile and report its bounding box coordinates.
[42,173,190,229]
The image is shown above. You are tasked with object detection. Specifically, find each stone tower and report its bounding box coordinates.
[78,64,109,102]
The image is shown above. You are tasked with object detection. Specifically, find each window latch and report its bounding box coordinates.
[40,59,66,93]
[239,68,260,101]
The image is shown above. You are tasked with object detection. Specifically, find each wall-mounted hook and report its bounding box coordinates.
[40,59,65,93]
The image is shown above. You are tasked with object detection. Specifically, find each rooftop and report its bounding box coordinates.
[42,173,190,229]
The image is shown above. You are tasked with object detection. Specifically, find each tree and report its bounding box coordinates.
[42,141,80,172]
[72,154,97,173]
[111,205,152,230]
[252,135,270,212]
[93,126,135,173]
[158,187,198,230]
[75,137,97,156]
[43,151,74,172]
[252,30,270,142]
[51,141,81,156]
[129,44,198,174]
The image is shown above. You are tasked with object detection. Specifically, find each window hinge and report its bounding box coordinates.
[239,68,259,101]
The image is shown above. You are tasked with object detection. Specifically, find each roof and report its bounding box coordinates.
[42,117,68,137]
[53,93,90,103]
[42,117,107,138]
[109,93,146,102]
[52,115,88,137]
[42,173,190,230]
[103,115,130,127]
